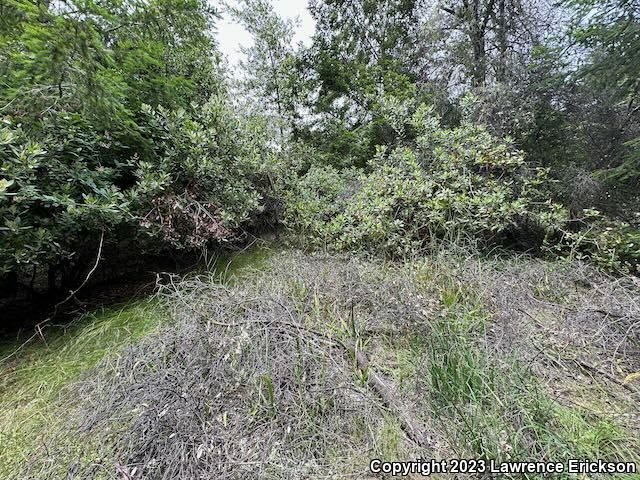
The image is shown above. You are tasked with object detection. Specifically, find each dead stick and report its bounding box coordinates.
[531,340,640,396]
[1,231,105,363]
[573,358,640,396]
[346,341,433,449]
[52,229,105,313]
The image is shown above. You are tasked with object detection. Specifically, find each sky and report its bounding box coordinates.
[215,0,316,69]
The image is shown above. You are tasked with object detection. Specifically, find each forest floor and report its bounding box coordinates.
[0,244,639,479]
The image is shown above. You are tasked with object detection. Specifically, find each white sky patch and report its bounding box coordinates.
[215,0,316,70]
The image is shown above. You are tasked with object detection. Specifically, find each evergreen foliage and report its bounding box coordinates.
[284,105,567,256]
[1,0,639,296]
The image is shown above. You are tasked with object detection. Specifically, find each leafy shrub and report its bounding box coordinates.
[0,0,252,296]
[0,115,128,276]
[281,165,358,246]
[131,99,263,249]
[550,210,640,274]
[0,98,267,290]
[284,107,567,256]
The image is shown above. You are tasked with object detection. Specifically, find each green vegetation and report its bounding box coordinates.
[0,300,167,476]
[2,0,640,293]
[1,0,639,477]
[0,0,266,292]
[3,250,638,478]
[422,276,636,472]
[284,106,565,256]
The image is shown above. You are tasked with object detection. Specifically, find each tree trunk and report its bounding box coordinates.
[48,264,58,295]
[495,0,508,83]
[470,28,487,87]
[468,0,488,88]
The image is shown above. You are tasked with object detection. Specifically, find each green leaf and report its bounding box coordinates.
[0,179,15,194]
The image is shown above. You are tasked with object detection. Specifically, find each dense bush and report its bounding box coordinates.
[281,164,357,245]
[132,99,263,249]
[0,115,129,277]
[284,108,567,256]
[0,0,270,293]
[549,210,640,274]
[0,99,268,289]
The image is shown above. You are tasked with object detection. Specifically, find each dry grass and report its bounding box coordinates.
[15,253,430,479]
[3,249,639,479]
[461,254,640,422]
[0,300,168,478]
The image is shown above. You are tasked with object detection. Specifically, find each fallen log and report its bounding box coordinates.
[345,340,434,449]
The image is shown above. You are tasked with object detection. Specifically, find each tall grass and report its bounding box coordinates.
[421,274,638,478]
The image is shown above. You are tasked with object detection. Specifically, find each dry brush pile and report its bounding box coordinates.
[11,249,640,479]
[18,252,431,479]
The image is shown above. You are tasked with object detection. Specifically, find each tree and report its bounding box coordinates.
[0,0,221,128]
[435,0,562,89]
[231,0,304,137]
[301,0,422,165]
[0,0,237,294]
[567,0,640,186]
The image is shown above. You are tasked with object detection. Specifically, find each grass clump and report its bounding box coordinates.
[419,270,639,478]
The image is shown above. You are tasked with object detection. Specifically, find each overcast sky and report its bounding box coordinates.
[216,0,316,69]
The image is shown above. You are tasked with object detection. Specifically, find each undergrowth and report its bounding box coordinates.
[417,268,639,478]
[0,300,168,477]
[1,249,638,478]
